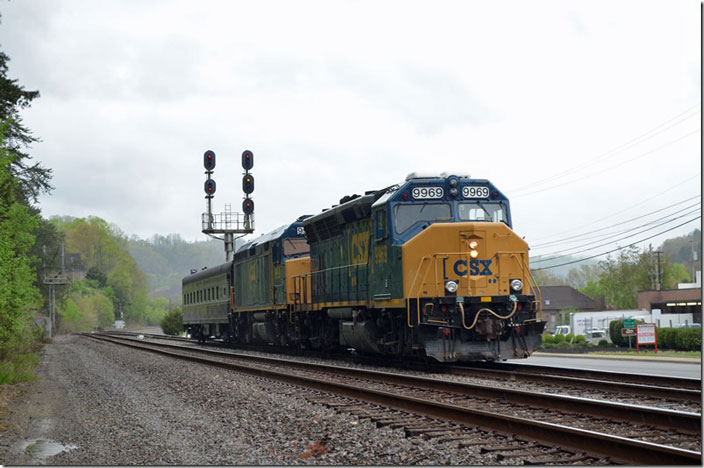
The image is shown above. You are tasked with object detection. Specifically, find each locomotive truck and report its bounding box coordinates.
[182,173,545,362]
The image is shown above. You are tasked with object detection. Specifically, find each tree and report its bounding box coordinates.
[530,269,566,287]
[161,307,183,336]
[0,49,51,205]
[0,122,42,354]
[579,246,689,309]
[566,263,602,289]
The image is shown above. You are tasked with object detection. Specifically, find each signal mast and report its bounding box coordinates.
[201,149,255,261]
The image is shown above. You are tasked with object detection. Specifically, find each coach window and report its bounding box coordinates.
[393,203,451,233]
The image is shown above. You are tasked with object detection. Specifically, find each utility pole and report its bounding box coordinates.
[200,150,255,262]
[691,234,697,281]
[43,243,69,337]
[655,250,663,291]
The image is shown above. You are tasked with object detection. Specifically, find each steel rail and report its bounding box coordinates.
[462,361,702,390]
[94,334,700,432]
[107,331,701,401]
[86,333,701,465]
[443,364,702,402]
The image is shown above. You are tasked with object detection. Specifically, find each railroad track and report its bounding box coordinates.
[107,331,702,405]
[86,333,701,465]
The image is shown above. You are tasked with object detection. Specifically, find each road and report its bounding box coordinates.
[516,353,701,379]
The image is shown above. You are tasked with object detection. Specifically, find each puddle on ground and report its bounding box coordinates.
[19,438,78,460]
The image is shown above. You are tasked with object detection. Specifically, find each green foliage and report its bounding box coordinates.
[0,352,39,384]
[597,339,609,347]
[657,327,677,349]
[565,333,575,343]
[0,51,52,205]
[541,334,554,345]
[553,334,566,344]
[161,307,183,336]
[127,234,229,304]
[659,229,701,281]
[579,246,694,309]
[0,123,43,354]
[145,297,169,325]
[574,334,586,344]
[530,269,567,287]
[566,263,603,289]
[674,328,701,351]
[609,319,630,347]
[53,216,163,326]
[664,262,691,287]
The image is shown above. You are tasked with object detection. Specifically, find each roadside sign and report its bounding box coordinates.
[621,328,636,336]
[636,323,658,353]
[624,319,636,328]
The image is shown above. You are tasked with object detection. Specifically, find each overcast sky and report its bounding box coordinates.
[1,0,700,265]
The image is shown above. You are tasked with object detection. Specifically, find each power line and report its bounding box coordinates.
[511,104,700,193]
[516,129,699,197]
[531,216,701,271]
[531,197,701,249]
[532,206,701,261]
[528,174,700,242]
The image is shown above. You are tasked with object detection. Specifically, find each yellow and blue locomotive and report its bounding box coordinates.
[182,173,545,361]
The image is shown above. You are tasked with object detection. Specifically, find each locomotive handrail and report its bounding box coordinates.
[509,252,543,320]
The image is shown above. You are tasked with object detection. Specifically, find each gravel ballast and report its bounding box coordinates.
[0,334,506,465]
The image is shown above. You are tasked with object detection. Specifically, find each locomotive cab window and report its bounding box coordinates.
[393,203,451,233]
[458,202,507,224]
[283,238,309,257]
[374,209,386,240]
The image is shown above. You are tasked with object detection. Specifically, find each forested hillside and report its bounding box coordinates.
[660,229,701,279]
[128,234,235,304]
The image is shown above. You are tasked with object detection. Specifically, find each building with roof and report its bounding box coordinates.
[536,285,604,332]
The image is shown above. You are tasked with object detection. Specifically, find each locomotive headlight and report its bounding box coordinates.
[510,279,523,291]
[468,241,478,249]
[445,280,458,293]
[469,250,479,258]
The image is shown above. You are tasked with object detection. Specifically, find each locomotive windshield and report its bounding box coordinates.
[394,203,452,233]
[283,238,309,257]
[458,202,507,223]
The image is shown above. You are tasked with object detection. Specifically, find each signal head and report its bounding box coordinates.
[203,150,216,171]
[242,198,254,215]
[242,150,254,170]
[204,178,216,195]
[242,174,254,194]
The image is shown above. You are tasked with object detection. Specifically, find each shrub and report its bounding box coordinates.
[657,327,676,350]
[541,334,554,345]
[609,320,625,347]
[574,335,586,345]
[597,339,609,347]
[565,333,575,343]
[674,328,701,351]
[160,307,183,336]
[541,342,555,349]
[553,334,566,344]
[556,341,573,349]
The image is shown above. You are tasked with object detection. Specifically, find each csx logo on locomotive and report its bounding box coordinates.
[444,258,493,278]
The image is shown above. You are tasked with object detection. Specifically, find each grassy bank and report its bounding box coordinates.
[0,352,40,384]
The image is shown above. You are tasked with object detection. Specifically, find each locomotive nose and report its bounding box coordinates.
[401,222,529,299]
